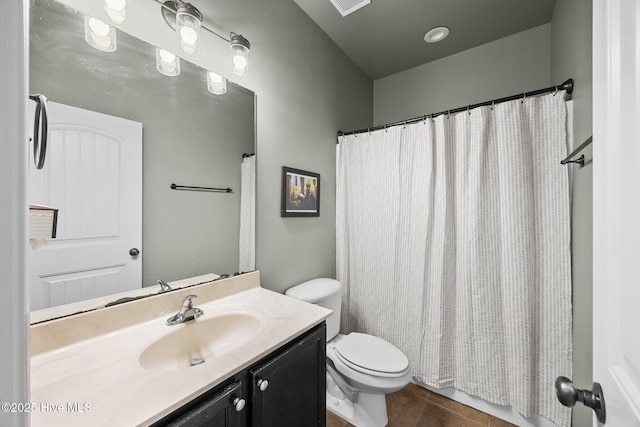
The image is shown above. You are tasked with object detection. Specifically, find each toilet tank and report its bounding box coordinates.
[285,278,342,341]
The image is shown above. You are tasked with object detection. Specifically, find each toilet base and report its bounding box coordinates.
[326,389,388,427]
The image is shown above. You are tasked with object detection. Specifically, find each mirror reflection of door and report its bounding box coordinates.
[28,101,142,311]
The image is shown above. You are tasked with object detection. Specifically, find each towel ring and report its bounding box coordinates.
[29,94,49,170]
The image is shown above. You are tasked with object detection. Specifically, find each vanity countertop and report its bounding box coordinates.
[30,272,331,426]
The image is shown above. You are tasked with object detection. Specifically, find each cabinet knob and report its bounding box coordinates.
[257,379,269,392]
[233,397,246,412]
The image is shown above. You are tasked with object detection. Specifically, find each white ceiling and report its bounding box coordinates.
[293,0,557,80]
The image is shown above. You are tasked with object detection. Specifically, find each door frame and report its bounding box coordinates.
[593,0,640,424]
[0,1,29,426]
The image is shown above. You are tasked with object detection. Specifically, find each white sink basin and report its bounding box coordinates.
[139,313,262,372]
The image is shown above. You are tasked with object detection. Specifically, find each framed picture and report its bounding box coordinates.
[281,167,320,217]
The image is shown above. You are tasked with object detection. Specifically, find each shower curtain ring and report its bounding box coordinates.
[467,105,471,115]
[491,100,495,110]
[384,124,387,133]
[447,110,450,119]
[553,85,559,96]
[521,93,526,104]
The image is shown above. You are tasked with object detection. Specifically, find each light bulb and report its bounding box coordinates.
[207,71,227,95]
[233,55,247,71]
[208,72,223,83]
[85,15,116,51]
[180,26,198,45]
[156,48,180,76]
[159,49,176,63]
[89,17,110,36]
[104,0,126,11]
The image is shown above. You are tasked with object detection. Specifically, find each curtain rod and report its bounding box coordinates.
[337,78,574,137]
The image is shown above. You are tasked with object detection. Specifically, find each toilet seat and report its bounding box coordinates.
[334,333,409,378]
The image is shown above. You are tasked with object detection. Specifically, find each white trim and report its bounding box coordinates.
[610,366,640,422]
[593,0,640,425]
[0,0,30,426]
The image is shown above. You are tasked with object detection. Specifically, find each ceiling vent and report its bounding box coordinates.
[329,0,371,17]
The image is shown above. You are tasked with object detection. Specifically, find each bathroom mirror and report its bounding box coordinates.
[29,0,255,321]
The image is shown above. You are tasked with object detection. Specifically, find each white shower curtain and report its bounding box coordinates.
[336,93,572,427]
[239,155,255,272]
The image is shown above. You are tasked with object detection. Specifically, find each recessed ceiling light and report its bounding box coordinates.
[424,26,450,43]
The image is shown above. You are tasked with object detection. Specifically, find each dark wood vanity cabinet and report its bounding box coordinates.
[250,323,326,426]
[152,322,326,427]
[163,381,247,427]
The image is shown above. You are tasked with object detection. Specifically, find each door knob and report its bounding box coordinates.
[555,376,606,424]
[129,248,140,256]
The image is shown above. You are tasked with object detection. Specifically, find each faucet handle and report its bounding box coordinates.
[182,295,197,307]
[157,279,172,293]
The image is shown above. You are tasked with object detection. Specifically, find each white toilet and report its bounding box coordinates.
[286,278,412,427]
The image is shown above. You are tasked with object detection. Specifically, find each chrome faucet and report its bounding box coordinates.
[166,295,204,326]
[157,279,172,293]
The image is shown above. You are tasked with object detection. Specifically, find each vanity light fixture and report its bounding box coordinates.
[99,0,129,25]
[156,48,181,76]
[158,1,251,76]
[207,71,227,95]
[424,26,450,43]
[230,33,250,77]
[84,16,117,52]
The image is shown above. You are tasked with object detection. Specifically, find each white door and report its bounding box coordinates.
[592,0,640,425]
[28,101,142,311]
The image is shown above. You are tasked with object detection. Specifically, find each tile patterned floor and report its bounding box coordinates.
[326,383,519,427]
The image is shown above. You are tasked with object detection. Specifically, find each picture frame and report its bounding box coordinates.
[281,167,320,217]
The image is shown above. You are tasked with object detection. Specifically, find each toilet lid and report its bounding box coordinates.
[335,333,409,376]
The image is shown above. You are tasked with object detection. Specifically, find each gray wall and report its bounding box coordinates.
[374,24,551,125]
[30,0,255,288]
[551,0,593,425]
[233,0,373,293]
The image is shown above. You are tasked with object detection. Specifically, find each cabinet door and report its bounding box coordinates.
[165,381,247,427]
[251,324,326,427]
